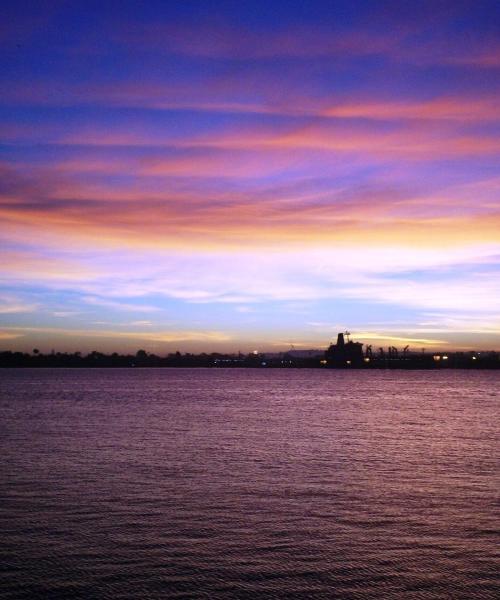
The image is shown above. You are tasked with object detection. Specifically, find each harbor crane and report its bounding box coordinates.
[389,346,399,359]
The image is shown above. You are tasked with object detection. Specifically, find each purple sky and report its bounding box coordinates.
[1,1,499,353]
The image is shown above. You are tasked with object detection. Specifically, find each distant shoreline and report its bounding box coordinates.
[2,367,500,371]
[0,351,500,371]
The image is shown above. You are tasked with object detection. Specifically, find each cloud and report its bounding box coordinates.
[18,116,496,161]
[0,249,96,280]
[1,6,499,351]
[0,294,37,314]
[320,97,500,122]
[343,272,500,314]
[3,241,500,318]
[81,296,160,313]
[0,332,24,340]
[354,332,448,346]
[115,21,400,60]
[113,18,500,69]
[1,155,499,257]
[1,326,231,343]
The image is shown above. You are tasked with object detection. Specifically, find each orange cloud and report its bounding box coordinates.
[320,97,500,122]
[186,123,500,160]
[33,116,497,163]
[1,326,231,343]
[1,152,500,255]
[1,192,499,252]
[1,250,96,280]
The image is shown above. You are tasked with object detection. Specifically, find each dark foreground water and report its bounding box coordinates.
[1,369,499,599]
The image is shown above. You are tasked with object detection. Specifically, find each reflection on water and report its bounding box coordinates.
[1,368,499,599]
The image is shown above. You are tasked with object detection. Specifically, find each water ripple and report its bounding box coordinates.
[1,368,499,599]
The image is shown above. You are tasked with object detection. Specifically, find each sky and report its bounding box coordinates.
[1,0,500,354]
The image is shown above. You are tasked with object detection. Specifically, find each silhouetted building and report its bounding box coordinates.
[325,332,364,367]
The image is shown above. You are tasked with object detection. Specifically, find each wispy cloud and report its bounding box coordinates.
[1,3,499,350]
[1,326,231,343]
[0,294,37,314]
[354,332,448,346]
[81,296,160,313]
[0,332,24,340]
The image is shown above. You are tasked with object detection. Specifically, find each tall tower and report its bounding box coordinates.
[336,332,345,348]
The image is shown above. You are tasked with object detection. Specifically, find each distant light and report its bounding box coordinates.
[253,350,258,355]
[364,357,370,363]
[472,356,477,360]
[320,359,327,365]
[433,355,441,361]
[346,360,351,365]
[442,355,448,360]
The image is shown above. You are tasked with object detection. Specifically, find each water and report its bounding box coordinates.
[1,368,499,599]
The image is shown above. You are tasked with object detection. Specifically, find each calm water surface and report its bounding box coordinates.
[1,368,499,599]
